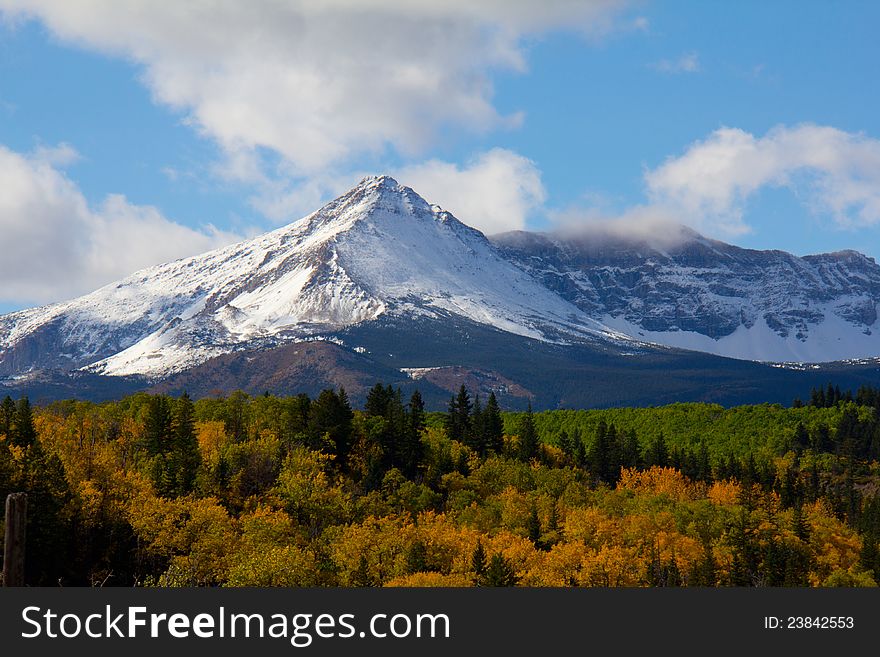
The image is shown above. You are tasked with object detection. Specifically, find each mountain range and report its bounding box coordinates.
[3,175,880,408]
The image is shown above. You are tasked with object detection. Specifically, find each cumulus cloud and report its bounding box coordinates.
[644,124,880,236]
[650,51,700,74]
[395,148,546,235]
[0,0,632,177]
[0,144,243,306]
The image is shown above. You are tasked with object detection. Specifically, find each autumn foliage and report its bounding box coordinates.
[0,385,878,587]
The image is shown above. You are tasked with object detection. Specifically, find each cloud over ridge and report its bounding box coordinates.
[645,123,880,236]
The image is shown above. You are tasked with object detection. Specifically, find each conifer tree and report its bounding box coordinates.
[286,393,311,438]
[12,396,37,448]
[557,429,571,458]
[696,441,712,482]
[468,394,486,455]
[1,394,15,438]
[471,541,487,585]
[792,503,810,543]
[143,395,172,456]
[620,428,640,469]
[170,392,201,496]
[590,420,621,483]
[223,390,249,442]
[365,383,393,418]
[527,505,541,545]
[646,432,669,468]
[446,385,473,444]
[0,414,14,499]
[309,388,354,466]
[808,460,821,501]
[484,553,519,586]
[691,535,717,587]
[793,422,809,451]
[571,427,586,467]
[405,540,428,574]
[19,437,72,585]
[483,391,504,453]
[352,554,372,587]
[400,390,426,477]
[517,402,538,461]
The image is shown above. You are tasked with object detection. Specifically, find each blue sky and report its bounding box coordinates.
[1,1,880,313]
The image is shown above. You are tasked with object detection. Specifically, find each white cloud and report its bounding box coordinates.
[395,148,546,235]
[644,124,880,236]
[0,0,631,179]
[547,203,697,249]
[650,51,700,74]
[0,144,243,306]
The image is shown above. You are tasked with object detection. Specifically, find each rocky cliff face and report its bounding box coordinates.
[491,227,880,362]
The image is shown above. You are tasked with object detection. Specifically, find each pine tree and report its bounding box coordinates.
[309,388,354,466]
[286,393,311,438]
[1,395,15,438]
[783,458,802,508]
[808,459,821,502]
[170,392,201,496]
[365,383,393,418]
[812,423,832,452]
[12,396,37,448]
[352,554,373,587]
[590,420,621,483]
[792,503,810,543]
[691,536,717,586]
[20,438,73,585]
[468,394,486,455]
[517,402,538,461]
[558,429,571,458]
[0,412,14,499]
[646,432,668,468]
[405,540,428,574]
[471,541,487,585]
[143,395,172,456]
[483,392,504,453]
[571,427,586,468]
[484,553,519,586]
[527,505,541,545]
[223,390,249,442]
[400,390,426,477]
[620,428,641,469]
[381,388,407,469]
[793,422,810,451]
[446,385,473,444]
[696,441,712,482]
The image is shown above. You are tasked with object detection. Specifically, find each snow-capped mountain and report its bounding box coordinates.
[5,174,880,403]
[0,176,627,381]
[491,226,880,363]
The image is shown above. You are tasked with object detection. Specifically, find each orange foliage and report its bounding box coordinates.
[617,466,699,501]
[707,479,741,506]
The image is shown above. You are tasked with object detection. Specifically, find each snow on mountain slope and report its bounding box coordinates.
[492,227,880,363]
[0,176,626,380]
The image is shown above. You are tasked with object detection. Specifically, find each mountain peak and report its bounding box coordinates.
[356,173,399,189]
[317,174,434,226]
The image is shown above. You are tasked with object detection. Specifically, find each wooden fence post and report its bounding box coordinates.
[3,492,26,587]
